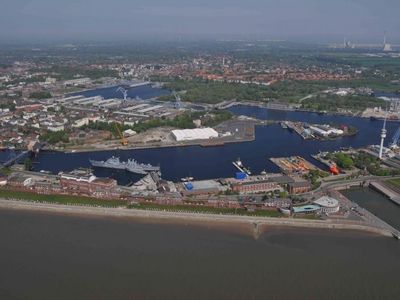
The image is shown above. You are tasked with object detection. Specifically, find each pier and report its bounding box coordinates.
[369,181,400,206]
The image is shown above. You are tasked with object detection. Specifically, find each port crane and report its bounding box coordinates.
[114,123,128,146]
[390,125,400,149]
[116,87,128,103]
[173,91,182,109]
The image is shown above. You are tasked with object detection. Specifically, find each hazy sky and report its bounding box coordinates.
[1,0,399,42]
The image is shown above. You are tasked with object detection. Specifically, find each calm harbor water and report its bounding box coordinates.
[342,188,400,230]
[21,105,400,184]
[0,208,399,300]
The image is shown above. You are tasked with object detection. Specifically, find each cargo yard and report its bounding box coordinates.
[270,156,319,174]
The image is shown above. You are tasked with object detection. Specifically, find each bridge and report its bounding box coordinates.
[0,142,44,168]
[0,150,30,168]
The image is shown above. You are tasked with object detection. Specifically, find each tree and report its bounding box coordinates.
[335,153,354,169]
[29,91,52,99]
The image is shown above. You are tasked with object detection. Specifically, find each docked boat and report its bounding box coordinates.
[181,177,194,182]
[125,159,160,175]
[90,156,126,170]
[232,158,251,175]
[89,156,160,175]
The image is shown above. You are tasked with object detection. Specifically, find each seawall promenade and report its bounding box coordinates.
[0,199,395,239]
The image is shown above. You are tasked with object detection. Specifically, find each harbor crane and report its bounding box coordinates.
[173,91,182,109]
[390,126,400,149]
[114,123,128,146]
[116,87,128,102]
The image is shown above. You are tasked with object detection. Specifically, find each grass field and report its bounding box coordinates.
[387,178,400,188]
[128,203,283,217]
[0,189,288,218]
[0,189,127,207]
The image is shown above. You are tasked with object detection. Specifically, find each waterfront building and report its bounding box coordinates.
[313,196,340,214]
[230,179,282,194]
[224,174,293,194]
[308,125,344,137]
[180,180,222,196]
[63,78,91,87]
[34,180,62,194]
[172,128,219,141]
[60,171,117,198]
[288,181,312,194]
[7,175,33,188]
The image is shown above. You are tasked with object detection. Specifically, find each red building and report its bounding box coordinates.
[60,172,117,198]
[230,180,282,194]
[288,181,311,194]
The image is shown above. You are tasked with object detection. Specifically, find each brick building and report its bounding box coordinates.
[231,180,282,194]
[288,181,311,194]
[60,172,117,198]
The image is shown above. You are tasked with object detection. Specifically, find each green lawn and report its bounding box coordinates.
[0,189,127,207]
[128,203,283,217]
[387,178,400,187]
[0,189,289,218]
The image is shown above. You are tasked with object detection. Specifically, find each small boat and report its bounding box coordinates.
[181,177,194,182]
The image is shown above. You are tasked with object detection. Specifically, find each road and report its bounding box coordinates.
[317,175,400,191]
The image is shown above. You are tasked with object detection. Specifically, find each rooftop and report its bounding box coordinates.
[293,205,320,213]
[184,180,221,191]
[313,196,339,208]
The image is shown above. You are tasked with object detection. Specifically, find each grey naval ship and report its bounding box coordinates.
[89,156,160,175]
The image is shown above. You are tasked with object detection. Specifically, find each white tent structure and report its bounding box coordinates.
[172,128,218,141]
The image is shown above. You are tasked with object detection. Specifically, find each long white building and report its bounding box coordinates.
[172,128,219,141]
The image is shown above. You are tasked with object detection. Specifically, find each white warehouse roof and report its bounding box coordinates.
[172,128,219,141]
